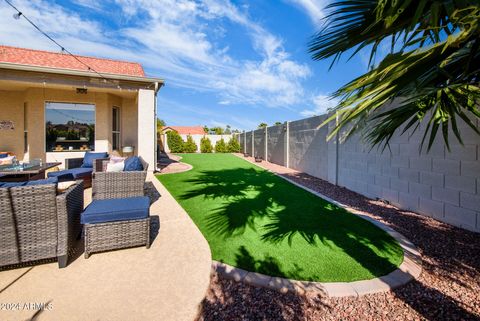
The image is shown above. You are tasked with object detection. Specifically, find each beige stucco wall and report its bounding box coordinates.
[0,90,25,159]
[121,97,138,151]
[0,86,144,168]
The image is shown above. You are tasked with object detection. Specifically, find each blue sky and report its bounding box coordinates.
[0,0,371,130]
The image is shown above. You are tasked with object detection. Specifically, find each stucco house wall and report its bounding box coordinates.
[0,86,148,168]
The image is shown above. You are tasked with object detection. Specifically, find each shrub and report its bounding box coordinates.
[183,135,198,153]
[166,130,184,153]
[226,137,241,153]
[200,136,213,153]
[214,138,227,153]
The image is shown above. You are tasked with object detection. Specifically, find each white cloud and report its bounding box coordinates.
[300,94,338,117]
[73,0,104,11]
[0,0,312,109]
[284,0,326,24]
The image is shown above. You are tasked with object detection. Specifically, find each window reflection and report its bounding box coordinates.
[45,102,95,152]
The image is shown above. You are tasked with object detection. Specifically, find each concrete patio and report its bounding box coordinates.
[0,174,212,321]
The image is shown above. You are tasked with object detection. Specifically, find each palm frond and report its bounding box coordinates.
[310,0,480,151]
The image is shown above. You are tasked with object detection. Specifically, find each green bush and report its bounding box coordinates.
[183,135,198,153]
[214,138,227,153]
[166,130,184,153]
[200,136,213,153]
[226,137,241,153]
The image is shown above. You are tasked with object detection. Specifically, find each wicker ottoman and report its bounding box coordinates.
[81,197,150,258]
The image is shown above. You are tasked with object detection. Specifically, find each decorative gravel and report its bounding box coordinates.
[196,158,480,321]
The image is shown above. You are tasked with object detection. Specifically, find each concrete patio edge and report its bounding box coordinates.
[212,154,423,298]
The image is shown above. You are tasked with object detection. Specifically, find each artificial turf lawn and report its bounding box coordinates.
[157,154,403,282]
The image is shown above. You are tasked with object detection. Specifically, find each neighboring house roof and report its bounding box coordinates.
[162,126,206,135]
[0,45,145,77]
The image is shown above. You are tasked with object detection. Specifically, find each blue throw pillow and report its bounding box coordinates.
[81,152,108,168]
[0,181,27,188]
[26,177,58,186]
[0,153,8,159]
[123,156,144,171]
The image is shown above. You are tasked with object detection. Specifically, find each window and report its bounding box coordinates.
[45,102,95,152]
[112,107,120,151]
[23,103,28,153]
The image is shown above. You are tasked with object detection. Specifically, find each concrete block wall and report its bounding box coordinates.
[245,131,252,155]
[266,125,286,166]
[253,129,265,158]
[289,115,330,181]
[240,112,480,233]
[237,133,244,153]
[336,116,480,233]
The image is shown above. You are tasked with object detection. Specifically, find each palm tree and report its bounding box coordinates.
[309,0,479,151]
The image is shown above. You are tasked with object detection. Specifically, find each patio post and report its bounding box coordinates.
[137,89,155,170]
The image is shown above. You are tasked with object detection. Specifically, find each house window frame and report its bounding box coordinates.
[44,101,96,153]
[112,106,121,151]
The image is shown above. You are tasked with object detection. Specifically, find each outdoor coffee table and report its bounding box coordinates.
[0,162,61,182]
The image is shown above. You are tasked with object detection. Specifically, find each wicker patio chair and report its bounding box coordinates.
[84,157,150,258]
[0,181,84,269]
[92,157,149,200]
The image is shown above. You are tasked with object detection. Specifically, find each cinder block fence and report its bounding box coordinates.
[238,114,480,233]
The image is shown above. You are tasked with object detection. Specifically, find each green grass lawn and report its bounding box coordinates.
[157,154,403,282]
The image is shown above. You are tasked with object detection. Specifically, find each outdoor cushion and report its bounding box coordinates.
[26,177,58,186]
[48,167,93,181]
[109,156,126,164]
[0,153,8,159]
[124,156,144,171]
[81,196,150,224]
[106,161,124,172]
[0,156,15,165]
[81,152,108,168]
[0,182,27,188]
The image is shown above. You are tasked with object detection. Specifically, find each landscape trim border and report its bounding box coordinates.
[211,154,422,297]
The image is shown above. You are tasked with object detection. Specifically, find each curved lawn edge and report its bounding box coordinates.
[212,214,422,297]
[220,154,422,297]
[157,154,193,175]
[159,154,408,283]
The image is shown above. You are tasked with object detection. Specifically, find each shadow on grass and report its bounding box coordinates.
[180,167,402,280]
[234,245,308,280]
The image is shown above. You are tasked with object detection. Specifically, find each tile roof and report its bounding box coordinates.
[162,126,206,135]
[0,45,145,77]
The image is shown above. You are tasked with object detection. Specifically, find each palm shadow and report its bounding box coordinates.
[180,166,402,280]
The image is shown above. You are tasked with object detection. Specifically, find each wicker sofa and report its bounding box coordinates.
[0,181,84,269]
[47,153,109,189]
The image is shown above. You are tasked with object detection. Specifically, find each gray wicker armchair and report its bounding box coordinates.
[92,157,149,200]
[0,181,84,269]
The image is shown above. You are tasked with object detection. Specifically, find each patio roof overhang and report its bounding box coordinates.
[0,61,164,94]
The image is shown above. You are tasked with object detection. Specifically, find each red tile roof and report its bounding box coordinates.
[162,126,206,135]
[0,45,145,77]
